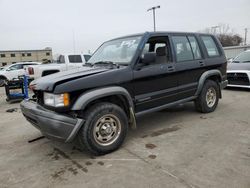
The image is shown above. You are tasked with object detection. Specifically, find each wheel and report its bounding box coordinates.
[194,80,219,113]
[0,78,6,87]
[78,102,128,155]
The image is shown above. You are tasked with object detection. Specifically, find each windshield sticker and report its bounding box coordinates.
[120,40,136,48]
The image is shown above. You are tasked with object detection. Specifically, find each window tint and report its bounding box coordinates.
[172,36,193,62]
[201,36,219,57]
[188,36,201,59]
[68,55,82,63]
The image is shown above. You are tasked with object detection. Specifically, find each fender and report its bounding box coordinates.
[195,70,222,97]
[71,86,137,129]
[0,75,8,80]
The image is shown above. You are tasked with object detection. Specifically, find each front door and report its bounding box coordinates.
[132,36,179,113]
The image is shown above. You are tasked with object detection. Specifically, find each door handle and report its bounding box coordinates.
[199,61,205,67]
[167,65,175,72]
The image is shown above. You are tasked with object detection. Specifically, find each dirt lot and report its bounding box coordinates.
[0,87,249,188]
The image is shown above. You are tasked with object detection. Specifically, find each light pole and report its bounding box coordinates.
[244,28,248,45]
[211,26,220,34]
[147,5,160,32]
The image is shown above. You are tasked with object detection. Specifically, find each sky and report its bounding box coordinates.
[0,0,249,56]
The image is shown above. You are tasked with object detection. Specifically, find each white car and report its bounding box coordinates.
[27,54,91,80]
[0,62,40,86]
[227,50,250,88]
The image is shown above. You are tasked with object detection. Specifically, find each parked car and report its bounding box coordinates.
[0,62,40,86]
[227,50,250,88]
[26,54,91,80]
[21,32,228,155]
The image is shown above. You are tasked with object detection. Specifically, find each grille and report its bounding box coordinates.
[227,73,250,86]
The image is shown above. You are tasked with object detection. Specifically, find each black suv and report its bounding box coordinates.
[21,32,228,155]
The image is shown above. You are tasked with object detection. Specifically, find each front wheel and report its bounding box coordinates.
[78,102,128,155]
[0,78,6,87]
[194,80,219,113]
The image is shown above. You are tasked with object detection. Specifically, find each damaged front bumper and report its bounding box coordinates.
[20,100,84,142]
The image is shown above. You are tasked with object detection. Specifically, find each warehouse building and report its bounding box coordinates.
[0,47,52,67]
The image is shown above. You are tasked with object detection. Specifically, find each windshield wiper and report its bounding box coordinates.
[242,61,250,63]
[93,61,120,68]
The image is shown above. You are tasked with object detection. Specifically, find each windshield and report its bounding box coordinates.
[0,64,11,70]
[88,36,142,65]
[233,51,250,63]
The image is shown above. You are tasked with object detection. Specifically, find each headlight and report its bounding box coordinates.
[44,92,70,107]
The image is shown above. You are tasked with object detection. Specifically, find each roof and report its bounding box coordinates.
[108,31,213,41]
[0,49,52,53]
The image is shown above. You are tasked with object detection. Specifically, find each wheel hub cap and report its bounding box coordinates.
[206,87,216,108]
[93,114,121,146]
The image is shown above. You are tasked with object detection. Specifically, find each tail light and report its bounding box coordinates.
[28,67,34,75]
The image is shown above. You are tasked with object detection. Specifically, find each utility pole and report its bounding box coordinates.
[147,5,160,32]
[244,28,248,45]
[72,29,76,54]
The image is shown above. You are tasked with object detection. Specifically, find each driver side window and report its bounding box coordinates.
[142,36,171,64]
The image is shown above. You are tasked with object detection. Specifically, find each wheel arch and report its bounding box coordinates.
[195,70,222,98]
[72,86,136,129]
[41,69,60,77]
[0,75,7,80]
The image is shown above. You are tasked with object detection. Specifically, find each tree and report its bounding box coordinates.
[202,24,243,47]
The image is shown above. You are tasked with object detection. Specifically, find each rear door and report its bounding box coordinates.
[170,34,205,99]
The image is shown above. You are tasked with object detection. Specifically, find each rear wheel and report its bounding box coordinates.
[195,80,219,113]
[78,102,128,155]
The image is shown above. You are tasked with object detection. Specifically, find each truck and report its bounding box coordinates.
[26,54,91,79]
[21,32,228,155]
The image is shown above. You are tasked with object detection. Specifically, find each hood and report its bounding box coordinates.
[31,66,108,91]
[227,62,250,71]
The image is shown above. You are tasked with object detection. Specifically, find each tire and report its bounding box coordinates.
[78,102,128,155]
[0,78,6,87]
[194,80,219,113]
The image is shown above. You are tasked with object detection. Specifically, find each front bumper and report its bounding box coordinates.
[20,100,84,142]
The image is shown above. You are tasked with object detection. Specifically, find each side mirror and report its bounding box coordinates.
[141,52,156,65]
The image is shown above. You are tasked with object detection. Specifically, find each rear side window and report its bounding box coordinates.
[172,36,193,62]
[68,55,82,63]
[201,36,220,57]
[188,36,201,59]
